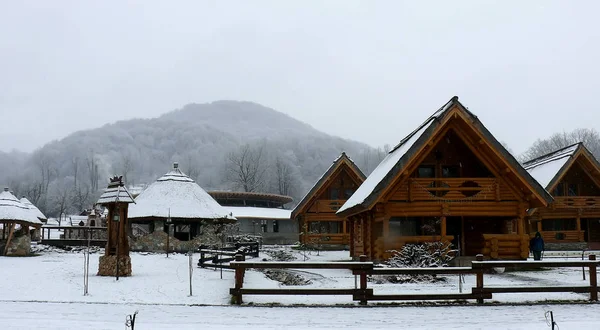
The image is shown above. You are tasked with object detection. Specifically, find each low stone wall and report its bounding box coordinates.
[98,255,132,276]
[1,234,32,256]
[544,242,588,251]
[129,230,223,253]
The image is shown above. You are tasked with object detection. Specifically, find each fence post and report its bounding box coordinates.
[475,254,484,304]
[233,253,245,305]
[589,255,597,301]
[359,255,368,305]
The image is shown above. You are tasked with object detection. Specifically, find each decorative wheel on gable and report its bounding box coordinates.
[459,180,482,197]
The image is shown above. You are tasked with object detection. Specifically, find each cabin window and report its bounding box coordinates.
[554,183,565,196]
[273,220,279,233]
[442,165,460,178]
[90,220,96,227]
[344,189,354,199]
[330,188,339,200]
[542,219,577,231]
[389,217,418,236]
[309,221,342,234]
[567,183,578,196]
[389,217,440,236]
[417,166,435,178]
[261,220,268,233]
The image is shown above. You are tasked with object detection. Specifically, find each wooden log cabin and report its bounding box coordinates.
[337,96,553,261]
[523,143,600,250]
[292,152,366,247]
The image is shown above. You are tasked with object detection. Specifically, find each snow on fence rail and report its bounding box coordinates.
[229,254,599,305]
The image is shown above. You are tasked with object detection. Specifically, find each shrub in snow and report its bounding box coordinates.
[260,269,311,286]
[264,249,296,262]
[371,242,457,284]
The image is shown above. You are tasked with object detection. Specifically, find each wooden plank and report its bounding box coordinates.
[231,288,365,295]
[473,286,595,293]
[230,261,373,270]
[472,260,600,268]
[358,267,475,275]
[367,292,492,301]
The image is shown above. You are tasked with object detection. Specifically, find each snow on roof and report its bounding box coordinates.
[523,144,579,189]
[292,152,365,218]
[338,116,435,214]
[0,188,43,226]
[128,163,236,221]
[97,183,136,205]
[20,197,47,221]
[226,206,291,220]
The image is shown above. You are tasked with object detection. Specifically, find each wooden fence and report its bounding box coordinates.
[198,242,260,269]
[40,226,108,247]
[229,254,599,305]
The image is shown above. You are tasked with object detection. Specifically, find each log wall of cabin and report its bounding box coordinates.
[350,125,533,261]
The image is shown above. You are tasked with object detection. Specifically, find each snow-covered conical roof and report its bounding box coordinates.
[0,188,43,226]
[128,163,236,222]
[20,196,47,221]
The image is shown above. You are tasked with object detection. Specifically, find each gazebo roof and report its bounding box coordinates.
[0,188,43,227]
[128,163,237,222]
[20,196,47,221]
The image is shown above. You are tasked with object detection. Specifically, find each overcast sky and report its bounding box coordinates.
[1,0,599,155]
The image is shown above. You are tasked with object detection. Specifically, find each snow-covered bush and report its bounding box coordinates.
[371,242,457,284]
[264,249,296,261]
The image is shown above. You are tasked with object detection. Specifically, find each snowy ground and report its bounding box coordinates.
[0,246,599,329]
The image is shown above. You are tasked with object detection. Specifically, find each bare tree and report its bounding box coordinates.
[86,152,99,192]
[50,180,72,225]
[71,156,80,189]
[272,156,295,196]
[117,153,134,186]
[223,144,267,192]
[185,154,200,181]
[72,183,91,214]
[520,128,600,161]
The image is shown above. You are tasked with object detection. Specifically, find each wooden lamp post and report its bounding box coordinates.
[97,176,135,277]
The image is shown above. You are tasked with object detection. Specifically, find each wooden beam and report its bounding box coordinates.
[3,223,15,255]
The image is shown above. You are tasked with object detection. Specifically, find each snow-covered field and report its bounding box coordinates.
[1,246,598,329]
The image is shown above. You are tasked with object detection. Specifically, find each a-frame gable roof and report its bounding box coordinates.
[337,96,553,217]
[291,152,366,219]
[523,142,600,191]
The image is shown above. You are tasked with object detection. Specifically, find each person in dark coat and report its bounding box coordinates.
[529,232,545,260]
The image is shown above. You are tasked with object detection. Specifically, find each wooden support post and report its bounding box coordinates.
[537,221,542,233]
[441,216,447,237]
[233,253,245,305]
[576,215,582,241]
[3,223,15,255]
[589,255,597,301]
[475,254,484,304]
[359,255,368,305]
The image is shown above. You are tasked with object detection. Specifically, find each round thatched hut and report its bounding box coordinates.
[0,188,43,256]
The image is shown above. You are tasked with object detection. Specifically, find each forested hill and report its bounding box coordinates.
[1,101,383,216]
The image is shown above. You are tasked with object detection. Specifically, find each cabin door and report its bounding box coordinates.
[587,218,600,249]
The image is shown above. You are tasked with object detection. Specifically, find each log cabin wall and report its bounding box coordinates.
[297,161,364,246]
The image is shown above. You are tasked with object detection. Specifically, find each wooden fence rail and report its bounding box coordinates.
[229,254,599,305]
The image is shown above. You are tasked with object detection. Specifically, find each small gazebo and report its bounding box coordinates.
[0,188,43,256]
[128,163,236,251]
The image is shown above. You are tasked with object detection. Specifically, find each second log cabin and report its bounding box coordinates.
[524,143,600,250]
[337,96,553,261]
[292,152,366,247]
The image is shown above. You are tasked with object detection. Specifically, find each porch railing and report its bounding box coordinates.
[553,197,600,209]
[407,178,499,201]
